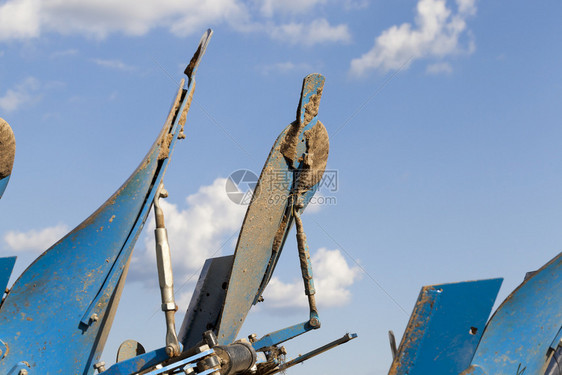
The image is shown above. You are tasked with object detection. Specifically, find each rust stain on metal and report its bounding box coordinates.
[178,82,195,140]
[388,287,437,375]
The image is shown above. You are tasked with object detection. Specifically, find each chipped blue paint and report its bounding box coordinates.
[0,31,212,375]
[389,278,503,375]
[103,347,168,375]
[463,252,562,375]
[252,320,319,351]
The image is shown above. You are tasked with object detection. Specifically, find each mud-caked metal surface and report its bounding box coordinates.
[0,118,15,199]
[216,74,329,345]
[0,30,212,375]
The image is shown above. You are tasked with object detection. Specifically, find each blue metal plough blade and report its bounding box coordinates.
[0,30,212,375]
[0,118,15,200]
[0,257,16,300]
[462,252,562,375]
[388,278,502,375]
[215,74,329,345]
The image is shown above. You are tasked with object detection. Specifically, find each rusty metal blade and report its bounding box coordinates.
[216,74,328,345]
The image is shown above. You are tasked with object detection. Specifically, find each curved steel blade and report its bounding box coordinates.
[0,30,212,374]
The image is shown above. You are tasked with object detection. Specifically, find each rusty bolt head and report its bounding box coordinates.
[309,317,320,328]
[248,333,257,343]
[165,345,175,357]
[194,344,210,354]
[93,361,106,372]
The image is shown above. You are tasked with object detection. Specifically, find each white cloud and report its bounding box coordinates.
[456,0,476,15]
[260,0,327,17]
[350,0,476,76]
[92,58,136,71]
[0,0,41,40]
[259,61,314,75]
[128,177,353,313]
[0,0,250,41]
[129,178,246,299]
[0,0,355,46]
[426,61,453,74]
[269,18,351,46]
[0,77,40,113]
[263,248,361,311]
[343,0,369,10]
[50,49,79,59]
[4,223,69,252]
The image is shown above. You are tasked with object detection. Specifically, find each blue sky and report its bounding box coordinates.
[1,0,562,374]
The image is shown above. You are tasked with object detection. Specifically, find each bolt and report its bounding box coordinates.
[90,313,99,322]
[93,361,106,373]
[165,345,175,357]
[280,346,287,355]
[194,344,210,354]
[309,317,320,328]
[18,370,28,375]
[248,333,257,343]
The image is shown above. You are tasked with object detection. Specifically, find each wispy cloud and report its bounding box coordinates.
[50,49,79,59]
[0,77,40,113]
[260,0,327,17]
[269,18,352,46]
[0,0,353,47]
[0,0,249,40]
[259,61,314,75]
[92,58,136,71]
[350,0,477,76]
[4,224,69,252]
[426,61,453,74]
[263,248,361,311]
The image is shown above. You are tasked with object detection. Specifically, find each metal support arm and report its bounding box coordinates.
[154,183,181,357]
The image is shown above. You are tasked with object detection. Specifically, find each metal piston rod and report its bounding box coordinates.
[293,203,319,327]
[154,183,181,357]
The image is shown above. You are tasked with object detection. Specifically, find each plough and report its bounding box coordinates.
[1,29,561,375]
[0,30,356,374]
